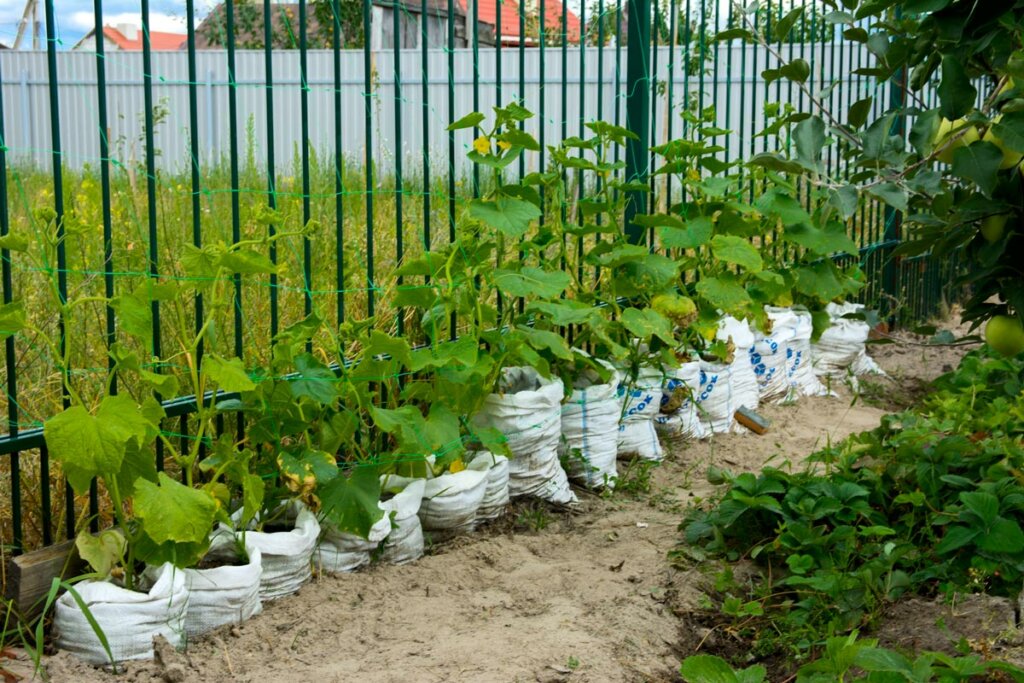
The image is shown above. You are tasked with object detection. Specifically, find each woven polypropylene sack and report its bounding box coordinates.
[380,476,426,565]
[54,562,188,665]
[768,307,829,400]
[471,367,576,505]
[560,367,621,488]
[696,360,737,434]
[179,532,262,637]
[316,507,391,575]
[718,316,760,414]
[467,451,510,521]
[419,468,489,538]
[617,365,665,462]
[656,361,707,444]
[232,501,319,601]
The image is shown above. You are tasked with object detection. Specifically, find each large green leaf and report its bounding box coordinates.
[202,354,257,393]
[829,185,859,220]
[43,395,155,492]
[319,465,384,538]
[658,217,714,249]
[951,141,1004,196]
[493,266,571,299]
[979,518,1024,553]
[467,197,541,237]
[408,335,478,371]
[711,235,763,272]
[621,308,676,345]
[134,472,217,546]
[755,189,811,224]
[992,111,1024,153]
[794,262,854,302]
[76,529,126,577]
[0,300,26,341]
[614,253,680,296]
[218,249,278,275]
[516,326,573,360]
[527,300,601,326]
[794,116,826,166]
[447,111,485,130]
[782,222,858,256]
[696,275,752,314]
[937,55,977,120]
[679,654,744,683]
[959,491,999,526]
[866,183,908,212]
[278,448,339,490]
[289,353,339,403]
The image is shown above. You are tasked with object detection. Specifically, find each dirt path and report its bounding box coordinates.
[39,334,970,683]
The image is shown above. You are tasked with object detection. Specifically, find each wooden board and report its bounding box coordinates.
[4,540,84,617]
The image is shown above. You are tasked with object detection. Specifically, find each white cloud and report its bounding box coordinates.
[68,10,188,33]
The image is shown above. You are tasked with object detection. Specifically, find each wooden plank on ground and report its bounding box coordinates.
[4,540,84,617]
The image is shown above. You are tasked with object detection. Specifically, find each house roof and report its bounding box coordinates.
[461,0,580,44]
[101,26,186,51]
[194,2,465,50]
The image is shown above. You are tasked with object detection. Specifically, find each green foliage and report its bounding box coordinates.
[680,633,1024,683]
[683,349,1024,660]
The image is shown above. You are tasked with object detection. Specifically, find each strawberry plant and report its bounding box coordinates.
[682,348,1024,663]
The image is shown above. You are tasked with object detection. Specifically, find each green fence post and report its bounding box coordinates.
[624,0,651,244]
[883,12,906,324]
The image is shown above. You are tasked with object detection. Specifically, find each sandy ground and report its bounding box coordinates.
[12,326,975,683]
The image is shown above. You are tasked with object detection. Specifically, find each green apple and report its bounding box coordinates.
[935,117,979,164]
[980,213,1010,243]
[985,314,1024,357]
[983,115,1024,170]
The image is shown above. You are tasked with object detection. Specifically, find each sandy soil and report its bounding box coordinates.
[18,329,973,683]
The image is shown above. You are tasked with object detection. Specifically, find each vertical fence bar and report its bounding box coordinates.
[91,0,113,531]
[365,0,376,318]
[447,0,455,248]
[539,0,546,177]
[334,0,344,326]
[141,0,165,475]
[264,0,279,338]
[496,0,502,103]
[44,0,72,539]
[472,0,480,197]
[648,0,659,216]
[624,0,652,242]
[226,0,244,416]
[665,0,676,208]
[518,0,525,181]
[393,0,404,334]
[186,0,204,355]
[300,1,314,323]
[0,43,21,553]
[420,0,430,258]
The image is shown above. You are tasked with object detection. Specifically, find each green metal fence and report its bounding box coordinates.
[0,0,960,556]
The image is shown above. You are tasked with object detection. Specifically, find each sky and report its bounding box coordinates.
[0,0,217,48]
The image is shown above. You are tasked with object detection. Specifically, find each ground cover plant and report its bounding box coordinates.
[679,347,1024,676]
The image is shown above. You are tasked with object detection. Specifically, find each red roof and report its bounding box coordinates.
[462,0,581,44]
[102,26,185,51]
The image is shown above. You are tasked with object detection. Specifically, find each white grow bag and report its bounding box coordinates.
[560,365,622,488]
[179,532,262,638]
[471,367,577,505]
[751,322,797,403]
[767,307,829,401]
[468,451,510,521]
[812,302,885,385]
[656,360,708,444]
[696,360,737,434]
[419,467,489,538]
[232,501,320,601]
[380,476,426,565]
[54,562,188,665]
[617,365,665,462]
[718,316,760,413]
[316,507,392,575]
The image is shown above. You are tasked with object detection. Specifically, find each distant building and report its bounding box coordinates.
[193,1,493,50]
[72,24,186,52]
[464,0,581,46]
